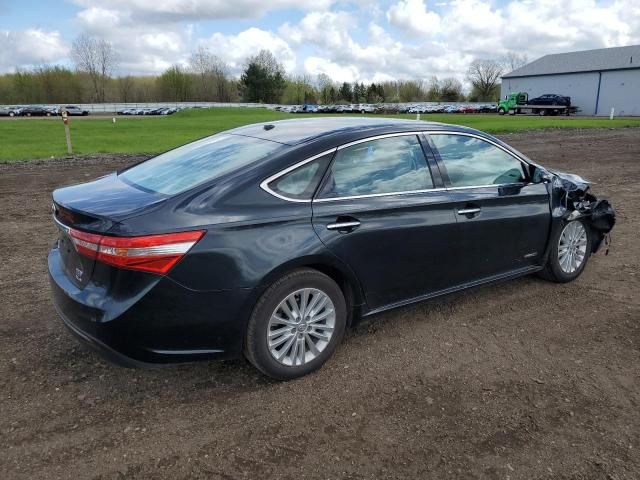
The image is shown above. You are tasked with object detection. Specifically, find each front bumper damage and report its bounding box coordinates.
[548,170,616,254]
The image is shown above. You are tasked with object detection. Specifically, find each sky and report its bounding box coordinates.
[0,0,639,85]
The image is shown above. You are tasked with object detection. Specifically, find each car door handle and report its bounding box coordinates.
[327,220,361,231]
[457,207,481,215]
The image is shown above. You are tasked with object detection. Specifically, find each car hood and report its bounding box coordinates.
[549,169,591,193]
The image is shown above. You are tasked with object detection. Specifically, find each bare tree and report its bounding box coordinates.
[71,34,116,102]
[157,65,192,101]
[440,77,464,102]
[425,76,440,101]
[503,51,529,72]
[189,46,230,101]
[466,59,503,101]
[118,75,135,103]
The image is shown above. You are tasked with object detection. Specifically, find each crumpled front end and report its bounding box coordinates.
[549,170,616,253]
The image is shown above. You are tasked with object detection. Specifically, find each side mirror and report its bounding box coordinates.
[531,166,552,184]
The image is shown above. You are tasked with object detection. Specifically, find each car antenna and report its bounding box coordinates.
[263,124,275,131]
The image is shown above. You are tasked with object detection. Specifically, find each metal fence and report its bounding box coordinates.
[1,101,497,114]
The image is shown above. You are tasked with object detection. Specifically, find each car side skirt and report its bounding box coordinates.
[363,265,543,317]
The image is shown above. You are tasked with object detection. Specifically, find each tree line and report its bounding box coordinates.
[0,34,528,105]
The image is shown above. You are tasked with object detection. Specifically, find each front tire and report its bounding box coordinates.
[539,219,592,283]
[245,268,347,380]
[497,107,506,115]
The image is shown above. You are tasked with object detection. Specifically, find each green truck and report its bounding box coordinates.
[498,92,577,116]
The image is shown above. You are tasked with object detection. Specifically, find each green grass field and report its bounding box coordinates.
[1,107,640,161]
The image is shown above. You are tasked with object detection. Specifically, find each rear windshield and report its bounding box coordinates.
[119,134,283,195]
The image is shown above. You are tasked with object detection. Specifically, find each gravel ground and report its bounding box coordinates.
[1,128,639,480]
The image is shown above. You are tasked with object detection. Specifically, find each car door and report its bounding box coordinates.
[426,132,551,284]
[311,133,459,311]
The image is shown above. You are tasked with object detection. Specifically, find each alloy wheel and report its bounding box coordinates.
[558,221,588,274]
[267,288,336,367]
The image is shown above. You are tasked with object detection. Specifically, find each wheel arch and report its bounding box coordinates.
[248,254,366,328]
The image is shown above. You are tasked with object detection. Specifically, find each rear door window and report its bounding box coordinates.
[317,135,433,199]
[429,134,526,187]
[120,134,283,195]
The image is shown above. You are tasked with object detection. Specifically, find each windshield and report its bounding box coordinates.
[119,134,283,195]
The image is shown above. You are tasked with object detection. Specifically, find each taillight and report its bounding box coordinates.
[68,229,205,274]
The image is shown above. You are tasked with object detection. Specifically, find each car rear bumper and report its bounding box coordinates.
[53,298,151,368]
[48,246,254,366]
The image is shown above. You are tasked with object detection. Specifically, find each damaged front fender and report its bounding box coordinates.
[544,169,616,254]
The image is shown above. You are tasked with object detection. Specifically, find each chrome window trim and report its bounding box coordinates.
[445,183,528,191]
[336,131,424,150]
[314,187,447,203]
[259,147,337,203]
[259,130,534,203]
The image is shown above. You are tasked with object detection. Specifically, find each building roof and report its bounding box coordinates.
[503,44,640,78]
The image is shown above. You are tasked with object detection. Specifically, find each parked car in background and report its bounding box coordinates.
[354,104,375,113]
[117,107,178,116]
[22,106,53,117]
[0,105,25,117]
[528,94,571,106]
[49,117,615,379]
[479,104,498,113]
[63,105,90,116]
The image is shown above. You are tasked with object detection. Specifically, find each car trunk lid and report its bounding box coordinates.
[52,173,168,289]
[53,172,168,222]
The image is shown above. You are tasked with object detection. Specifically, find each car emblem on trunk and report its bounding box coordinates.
[75,267,83,281]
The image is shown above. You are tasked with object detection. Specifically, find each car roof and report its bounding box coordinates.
[227,117,477,146]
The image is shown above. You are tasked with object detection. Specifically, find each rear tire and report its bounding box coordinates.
[539,219,592,283]
[244,268,347,380]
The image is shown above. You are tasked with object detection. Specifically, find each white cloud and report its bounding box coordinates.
[199,28,296,73]
[72,3,300,75]
[304,56,360,83]
[71,0,333,21]
[74,6,190,74]
[386,0,441,35]
[76,7,122,32]
[3,0,640,84]
[0,29,69,72]
[283,10,465,83]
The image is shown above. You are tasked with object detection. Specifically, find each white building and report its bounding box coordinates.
[501,45,640,116]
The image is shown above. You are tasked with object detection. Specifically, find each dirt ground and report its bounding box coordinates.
[1,129,639,480]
